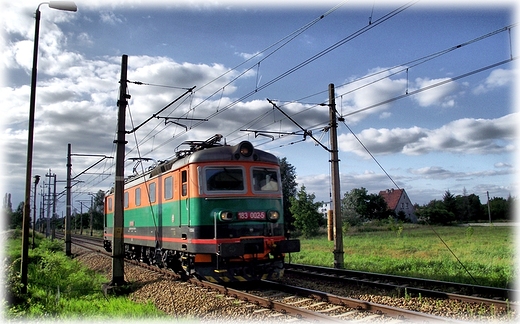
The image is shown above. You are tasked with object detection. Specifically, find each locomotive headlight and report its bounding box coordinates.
[267,210,280,221]
[239,141,253,157]
[220,211,234,221]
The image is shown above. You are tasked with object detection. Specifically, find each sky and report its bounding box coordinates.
[0,0,517,219]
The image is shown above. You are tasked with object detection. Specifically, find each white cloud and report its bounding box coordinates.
[473,68,516,94]
[99,11,124,25]
[410,77,458,107]
[338,114,517,157]
[236,51,263,60]
[338,67,407,123]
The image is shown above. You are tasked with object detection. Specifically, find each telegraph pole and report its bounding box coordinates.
[89,194,94,236]
[32,175,40,248]
[111,54,129,286]
[487,191,492,224]
[65,144,72,256]
[45,170,56,237]
[329,83,344,269]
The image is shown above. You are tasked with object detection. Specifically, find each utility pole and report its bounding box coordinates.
[39,187,44,232]
[52,172,57,239]
[64,146,112,253]
[32,175,40,249]
[65,144,72,256]
[89,194,94,236]
[111,54,129,286]
[45,170,56,237]
[46,172,51,236]
[78,201,91,235]
[329,83,344,269]
[265,84,343,268]
[487,191,492,224]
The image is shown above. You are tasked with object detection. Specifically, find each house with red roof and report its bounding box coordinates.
[379,188,417,223]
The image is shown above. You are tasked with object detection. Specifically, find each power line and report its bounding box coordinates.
[341,57,516,119]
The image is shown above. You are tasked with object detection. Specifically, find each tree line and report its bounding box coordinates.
[3,158,515,238]
[280,159,516,238]
[3,190,106,232]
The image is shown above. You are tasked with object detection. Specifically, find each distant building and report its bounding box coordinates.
[379,188,417,223]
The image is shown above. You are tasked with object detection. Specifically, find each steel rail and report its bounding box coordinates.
[285,263,517,310]
[260,279,456,323]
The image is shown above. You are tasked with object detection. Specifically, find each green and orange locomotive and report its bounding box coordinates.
[104,134,300,283]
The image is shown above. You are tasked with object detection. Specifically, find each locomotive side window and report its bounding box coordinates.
[181,170,188,196]
[164,176,173,200]
[124,191,129,209]
[204,167,245,192]
[252,168,280,192]
[135,187,141,206]
[149,182,156,203]
[107,197,113,212]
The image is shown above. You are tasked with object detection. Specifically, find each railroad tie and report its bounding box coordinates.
[333,310,359,318]
[317,305,343,313]
[286,298,313,305]
[350,314,382,322]
[301,301,327,309]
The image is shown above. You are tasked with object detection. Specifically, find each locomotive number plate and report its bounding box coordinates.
[237,211,266,220]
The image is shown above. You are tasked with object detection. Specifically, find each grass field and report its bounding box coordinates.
[4,230,168,320]
[288,224,517,288]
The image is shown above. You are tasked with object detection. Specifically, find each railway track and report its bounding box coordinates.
[68,234,453,322]
[239,279,455,322]
[284,263,517,309]
[63,233,517,322]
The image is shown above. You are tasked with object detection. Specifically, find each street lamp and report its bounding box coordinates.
[21,0,77,295]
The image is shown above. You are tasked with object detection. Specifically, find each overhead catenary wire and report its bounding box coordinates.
[341,57,516,119]
[106,1,417,164]
[143,0,416,151]
[68,7,515,210]
[76,26,516,202]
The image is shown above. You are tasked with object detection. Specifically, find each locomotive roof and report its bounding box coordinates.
[141,141,279,180]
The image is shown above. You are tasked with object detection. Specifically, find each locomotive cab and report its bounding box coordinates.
[104,135,300,283]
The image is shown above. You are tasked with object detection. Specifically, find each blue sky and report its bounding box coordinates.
[1,0,517,217]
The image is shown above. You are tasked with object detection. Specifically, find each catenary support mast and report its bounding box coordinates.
[329,83,344,269]
[111,54,129,286]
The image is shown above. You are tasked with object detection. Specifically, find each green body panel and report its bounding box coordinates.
[105,196,283,228]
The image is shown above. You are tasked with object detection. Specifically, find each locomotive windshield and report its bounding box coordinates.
[205,167,245,191]
[252,168,280,192]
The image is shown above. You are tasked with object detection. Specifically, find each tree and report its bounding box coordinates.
[443,190,457,216]
[341,187,391,225]
[2,193,14,229]
[454,193,483,222]
[279,157,297,237]
[341,187,368,226]
[91,190,105,230]
[9,202,24,229]
[289,185,323,238]
[415,199,455,225]
[487,196,513,221]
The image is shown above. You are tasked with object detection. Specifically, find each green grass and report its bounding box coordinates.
[289,224,516,288]
[4,229,167,321]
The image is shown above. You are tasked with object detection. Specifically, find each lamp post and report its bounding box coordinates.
[21,0,77,295]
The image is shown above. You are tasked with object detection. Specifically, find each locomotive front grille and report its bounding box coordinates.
[241,238,264,254]
[218,238,265,258]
